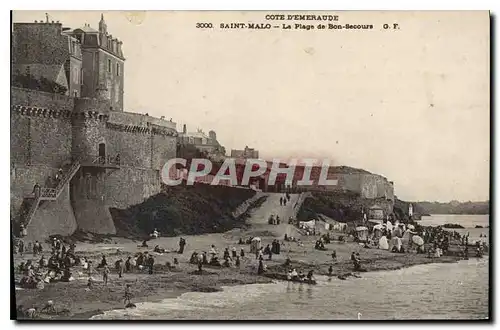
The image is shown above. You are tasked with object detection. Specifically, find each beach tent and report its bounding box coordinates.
[412,235,424,246]
[299,220,316,231]
[390,236,402,252]
[379,236,389,250]
[250,237,262,253]
[355,226,369,242]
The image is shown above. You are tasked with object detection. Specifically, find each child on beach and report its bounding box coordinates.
[124,284,132,306]
[86,277,93,291]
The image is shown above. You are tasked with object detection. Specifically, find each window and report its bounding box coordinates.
[106,81,111,99]
[107,59,111,73]
[73,67,78,84]
[116,63,120,76]
[73,90,78,97]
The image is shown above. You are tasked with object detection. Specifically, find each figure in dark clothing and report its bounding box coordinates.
[331,250,337,261]
[178,238,186,254]
[125,257,132,272]
[231,247,237,258]
[32,183,41,198]
[147,255,155,274]
[141,240,148,248]
[136,253,144,267]
[61,245,66,257]
[223,248,230,260]
[18,240,24,256]
[283,198,287,206]
[258,260,264,275]
[264,244,272,260]
[307,270,314,281]
[240,248,245,258]
[235,256,240,267]
[328,265,333,276]
[97,255,107,269]
[280,197,283,206]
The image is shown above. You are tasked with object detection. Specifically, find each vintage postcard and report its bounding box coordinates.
[10,10,490,320]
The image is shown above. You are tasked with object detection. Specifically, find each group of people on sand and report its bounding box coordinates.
[279,193,291,206]
[286,268,315,282]
[16,237,81,289]
[189,244,247,272]
[268,214,281,225]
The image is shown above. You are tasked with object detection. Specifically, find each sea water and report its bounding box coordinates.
[91,215,490,320]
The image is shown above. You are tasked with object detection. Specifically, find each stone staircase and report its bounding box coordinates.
[21,159,82,229]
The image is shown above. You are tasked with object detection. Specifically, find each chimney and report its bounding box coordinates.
[117,40,123,56]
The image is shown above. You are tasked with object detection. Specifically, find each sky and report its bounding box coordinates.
[12,11,490,202]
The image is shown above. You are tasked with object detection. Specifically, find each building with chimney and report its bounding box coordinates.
[12,17,83,97]
[230,146,259,159]
[177,125,226,159]
[11,14,177,241]
[66,14,125,110]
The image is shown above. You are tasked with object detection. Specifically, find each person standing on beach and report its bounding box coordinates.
[258,259,264,275]
[87,260,93,278]
[125,256,132,272]
[103,265,110,285]
[240,248,245,258]
[232,247,237,258]
[117,259,124,278]
[178,238,186,254]
[280,197,283,206]
[147,255,155,275]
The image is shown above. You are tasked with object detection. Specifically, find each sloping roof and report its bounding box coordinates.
[74,25,99,33]
[183,131,209,139]
[13,64,68,89]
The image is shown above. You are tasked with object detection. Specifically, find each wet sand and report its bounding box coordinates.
[13,227,462,320]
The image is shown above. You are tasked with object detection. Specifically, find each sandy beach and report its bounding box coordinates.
[13,221,462,320]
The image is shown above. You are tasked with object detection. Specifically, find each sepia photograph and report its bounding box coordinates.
[10,10,490,320]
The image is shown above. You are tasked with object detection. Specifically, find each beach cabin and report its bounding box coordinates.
[250,237,262,253]
[316,215,348,233]
[355,226,369,242]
